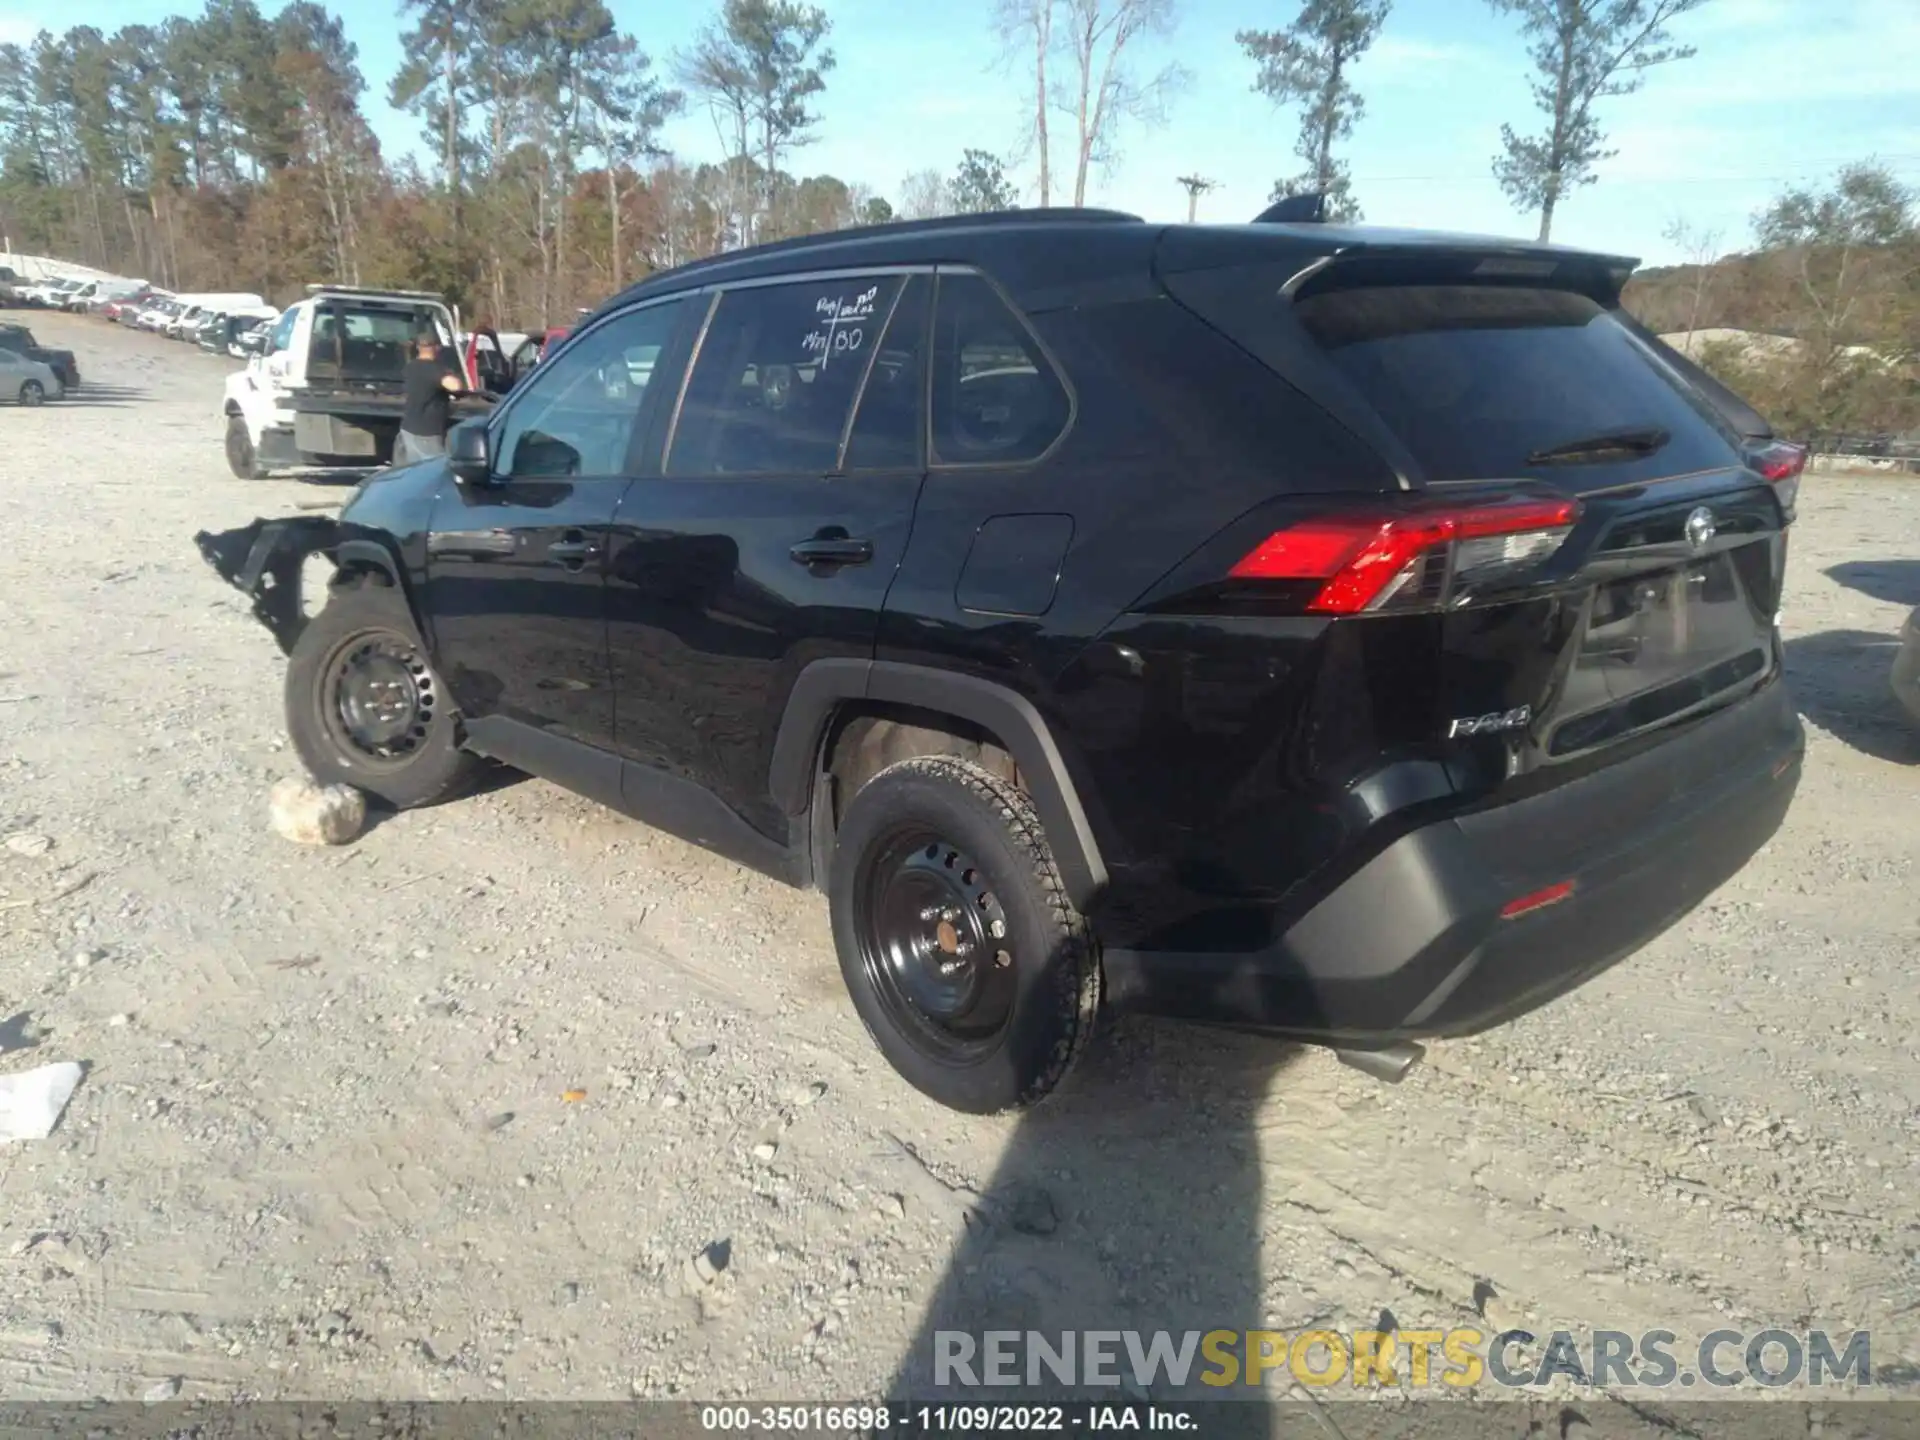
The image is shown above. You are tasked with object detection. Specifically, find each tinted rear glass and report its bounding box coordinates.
[1292,285,1741,485]
[308,302,446,383]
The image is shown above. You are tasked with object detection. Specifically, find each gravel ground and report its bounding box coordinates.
[1,313,1917,1419]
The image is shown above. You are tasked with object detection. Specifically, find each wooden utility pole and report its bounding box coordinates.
[1177,174,1217,223]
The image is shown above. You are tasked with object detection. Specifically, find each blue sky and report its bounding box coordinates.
[5,0,1917,265]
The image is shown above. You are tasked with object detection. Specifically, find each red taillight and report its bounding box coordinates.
[1500,879,1576,919]
[1751,441,1806,482]
[1749,440,1805,518]
[1229,498,1581,614]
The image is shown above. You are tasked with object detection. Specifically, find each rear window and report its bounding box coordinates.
[308,302,447,382]
[1292,285,1741,485]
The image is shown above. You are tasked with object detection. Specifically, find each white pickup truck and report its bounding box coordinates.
[221,283,489,478]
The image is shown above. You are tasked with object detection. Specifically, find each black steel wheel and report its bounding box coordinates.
[285,580,479,809]
[319,630,439,769]
[856,829,1018,1060]
[830,755,1099,1114]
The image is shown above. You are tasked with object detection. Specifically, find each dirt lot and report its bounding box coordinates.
[2,312,1918,1417]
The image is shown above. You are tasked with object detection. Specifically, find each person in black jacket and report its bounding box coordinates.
[394,332,466,465]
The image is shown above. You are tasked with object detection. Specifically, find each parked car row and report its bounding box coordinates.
[107,289,280,354]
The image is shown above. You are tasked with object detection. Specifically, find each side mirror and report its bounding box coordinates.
[448,419,493,485]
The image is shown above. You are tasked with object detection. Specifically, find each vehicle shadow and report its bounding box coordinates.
[886,1012,1304,1421]
[1823,559,1920,608]
[1784,629,1920,764]
[64,384,147,408]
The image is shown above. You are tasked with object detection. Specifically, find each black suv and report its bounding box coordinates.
[200,208,1806,1113]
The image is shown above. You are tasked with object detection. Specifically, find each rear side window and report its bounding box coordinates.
[669,276,903,476]
[1293,285,1740,484]
[931,272,1070,466]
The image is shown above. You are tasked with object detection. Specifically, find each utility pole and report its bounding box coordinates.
[1177,174,1217,223]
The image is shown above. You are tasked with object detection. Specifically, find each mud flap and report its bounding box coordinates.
[193,516,342,656]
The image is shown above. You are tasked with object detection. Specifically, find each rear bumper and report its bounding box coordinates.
[1102,680,1804,1043]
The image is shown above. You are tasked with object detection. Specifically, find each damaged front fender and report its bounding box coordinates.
[194,515,343,655]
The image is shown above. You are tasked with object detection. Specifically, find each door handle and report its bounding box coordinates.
[790,535,874,569]
[549,532,600,569]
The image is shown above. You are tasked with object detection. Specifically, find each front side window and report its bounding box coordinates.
[493,300,685,480]
[668,275,904,476]
[269,308,296,353]
[930,272,1071,466]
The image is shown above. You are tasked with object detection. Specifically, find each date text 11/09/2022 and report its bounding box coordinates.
[700,1407,1194,1433]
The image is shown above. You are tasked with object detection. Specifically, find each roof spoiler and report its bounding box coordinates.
[1254,193,1329,225]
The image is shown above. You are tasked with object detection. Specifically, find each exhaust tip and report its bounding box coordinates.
[1333,1041,1425,1084]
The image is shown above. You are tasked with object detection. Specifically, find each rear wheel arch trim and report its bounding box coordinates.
[771,659,1109,910]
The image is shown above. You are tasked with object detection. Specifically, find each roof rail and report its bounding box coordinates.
[610,206,1145,301]
[305,283,447,301]
[1254,193,1330,225]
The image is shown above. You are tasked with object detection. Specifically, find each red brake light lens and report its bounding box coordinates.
[1751,441,1806,482]
[1749,441,1805,518]
[1229,498,1581,614]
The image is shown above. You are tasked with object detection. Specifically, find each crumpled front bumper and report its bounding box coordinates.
[193,515,343,655]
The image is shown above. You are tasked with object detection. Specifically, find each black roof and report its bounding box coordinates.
[597,208,1642,318]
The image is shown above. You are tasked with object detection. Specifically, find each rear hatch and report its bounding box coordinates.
[1155,234,1802,796]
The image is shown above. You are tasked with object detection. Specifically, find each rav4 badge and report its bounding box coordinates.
[1448,705,1533,739]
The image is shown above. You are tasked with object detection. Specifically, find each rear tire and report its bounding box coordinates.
[18,381,43,407]
[226,414,266,479]
[829,755,1100,1114]
[285,580,479,810]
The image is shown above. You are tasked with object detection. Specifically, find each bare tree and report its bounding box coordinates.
[1488,0,1710,243]
[897,168,949,220]
[1237,0,1389,223]
[994,0,1055,205]
[1175,172,1214,222]
[677,24,753,245]
[1660,214,1723,350]
[1057,0,1187,207]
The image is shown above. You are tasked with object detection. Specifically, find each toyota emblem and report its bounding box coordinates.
[1684,506,1717,551]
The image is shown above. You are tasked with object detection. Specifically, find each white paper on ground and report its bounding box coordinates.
[0,1062,84,1143]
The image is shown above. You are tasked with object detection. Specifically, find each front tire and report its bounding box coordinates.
[226,414,267,479]
[285,580,479,810]
[829,755,1100,1114]
[18,380,43,407]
